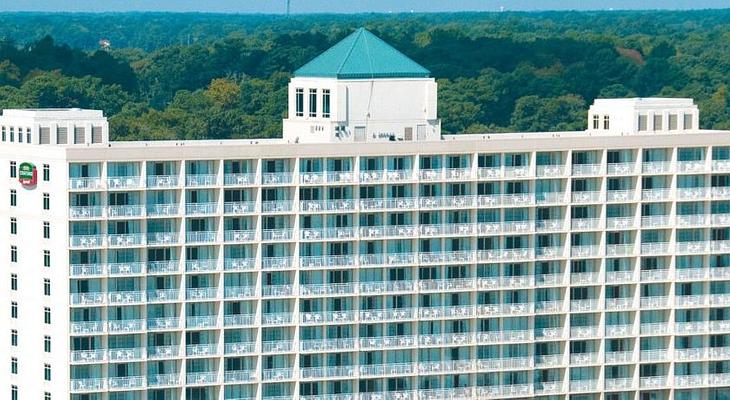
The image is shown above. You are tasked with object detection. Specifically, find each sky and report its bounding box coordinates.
[2,0,729,13]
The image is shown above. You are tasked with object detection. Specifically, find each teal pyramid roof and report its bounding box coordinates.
[294,28,430,79]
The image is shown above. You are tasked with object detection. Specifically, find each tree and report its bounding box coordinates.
[511,95,586,132]
[205,78,241,108]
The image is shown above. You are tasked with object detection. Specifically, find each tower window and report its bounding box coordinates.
[309,88,317,117]
[592,115,599,129]
[603,115,610,130]
[322,89,331,118]
[43,164,50,181]
[43,222,50,239]
[295,88,304,117]
[10,161,16,178]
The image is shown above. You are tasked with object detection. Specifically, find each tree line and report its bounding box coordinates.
[0,11,728,140]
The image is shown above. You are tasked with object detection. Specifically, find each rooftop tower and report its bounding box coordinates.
[282,28,440,143]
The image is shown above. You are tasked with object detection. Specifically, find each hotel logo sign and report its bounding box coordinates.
[19,162,37,187]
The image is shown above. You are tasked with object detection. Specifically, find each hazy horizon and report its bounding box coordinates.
[2,0,729,13]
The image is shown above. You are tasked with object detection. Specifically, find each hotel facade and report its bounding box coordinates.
[2,28,730,400]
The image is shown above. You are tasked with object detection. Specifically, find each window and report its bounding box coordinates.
[638,115,648,131]
[295,88,304,117]
[44,336,51,353]
[11,385,17,400]
[684,114,693,130]
[669,114,678,130]
[43,250,50,267]
[43,164,50,181]
[43,279,50,296]
[43,222,50,239]
[10,161,16,178]
[603,115,610,130]
[1,126,4,141]
[44,363,51,381]
[653,114,663,130]
[10,217,16,234]
[10,246,17,262]
[25,129,31,144]
[11,274,17,291]
[11,330,17,346]
[45,393,51,400]
[309,88,317,117]
[322,89,331,118]
[9,127,14,142]
[592,115,599,129]
[44,307,51,324]
[11,357,17,374]
[10,189,16,207]
[11,302,17,318]
[43,193,50,210]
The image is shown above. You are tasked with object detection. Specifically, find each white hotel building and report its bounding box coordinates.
[2,28,730,400]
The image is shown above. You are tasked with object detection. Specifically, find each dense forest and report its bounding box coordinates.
[0,11,728,140]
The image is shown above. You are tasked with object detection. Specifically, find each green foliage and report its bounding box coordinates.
[0,11,729,139]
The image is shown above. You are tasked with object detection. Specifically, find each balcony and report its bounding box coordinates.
[69,206,104,220]
[108,233,145,247]
[605,378,634,391]
[300,199,356,213]
[70,234,105,248]
[70,292,105,306]
[107,176,142,189]
[185,202,218,215]
[71,321,106,335]
[712,186,730,199]
[262,368,294,381]
[640,376,668,389]
[186,343,219,357]
[70,378,106,392]
[606,270,634,283]
[147,231,179,245]
[186,287,218,300]
[606,189,637,202]
[147,175,179,188]
[224,341,256,356]
[571,218,601,230]
[108,290,145,305]
[677,214,710,227]
[326,171,356,183]
[677,160,707,173]
[641,242,670,255]
[536,191,567,204]
[570,352,599,365]
[224,258,255,271]
[69,177,104,190]
[640,323,669,335]
[70,263,105,277]
[605,351,633,364]
[675,347,707,361]
[185,259,218,272]
[676,321,709,334]
[147,317,181,331]
[301,227,356,240]
[359,335,417,350]
[642,161,672,174]
[571,272,600,285]
[224,285,256,299]
[147,260,180,273]
[569,379,599,392]
[261,172,294,185]
[642,188,672,201]
[300,338,356,352]
[358,280,415,294]
[571,191,602,203]
[186,174,218,187]
[108,319,145,333]
[261,200,293,213]
[108,347,145,362]
[261,228,294,241]
[223,314,255,327]
[504,166,530,178]
[223,201,256,214]
[186,372,220,385]
[147,203,179,217]
[109,261,143,277]
[71,349,106,364]
[359,308,417,322]
[640,349,668,362]
[607,162,637,175]
[477,167,502,179]
[301,282,356,296]
[359,197,418,211]
[262,284,294,297]
[570,325,600,338]
[224,173,257,186]
[606,216,636,229]
[107,204,145,218]
[261,312,293,325]
[675,294,708,307]
[606,324,633,337]
[536,164,566,177]
[148,373,181,387]
[606,298,634,311]
[640,296,669,308]
[572,163,601,176]
[258,340,291,354]
[359,363,416,377]
[535,273,565,286]
[677,187,709,200]
[262,256,294,270]
[186,315,218,329]
[186,230,218,244]
[224,370,257,383]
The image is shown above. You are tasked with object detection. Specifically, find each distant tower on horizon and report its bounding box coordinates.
[286,0,291,15]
